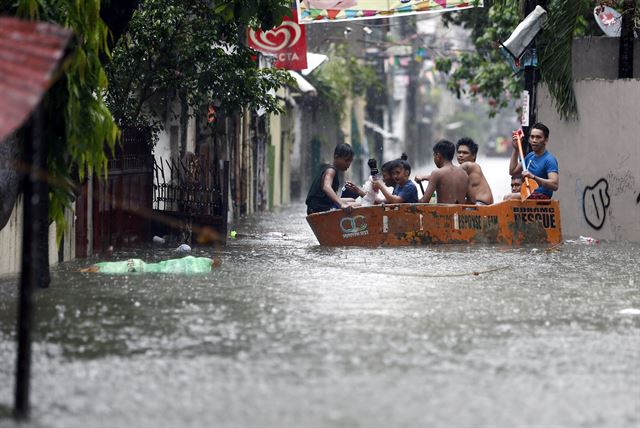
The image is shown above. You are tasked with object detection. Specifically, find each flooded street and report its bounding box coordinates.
[1,163,639,426]
[2,0,639,425]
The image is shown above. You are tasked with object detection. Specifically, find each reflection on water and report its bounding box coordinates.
[0,203,638,428]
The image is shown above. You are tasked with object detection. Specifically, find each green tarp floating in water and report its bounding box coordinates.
[94,256,214,274]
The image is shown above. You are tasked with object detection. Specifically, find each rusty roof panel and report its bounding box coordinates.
[0,17,73,143]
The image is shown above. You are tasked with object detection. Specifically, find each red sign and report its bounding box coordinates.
[247,13,307,70]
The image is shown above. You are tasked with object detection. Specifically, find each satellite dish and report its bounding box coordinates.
[594,6,621,37]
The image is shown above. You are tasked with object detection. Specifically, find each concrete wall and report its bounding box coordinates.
[536,37,640,242]
[0,196,76,275]
[572,38,640,80]
[270,105,283,207]
[537,80,640,241]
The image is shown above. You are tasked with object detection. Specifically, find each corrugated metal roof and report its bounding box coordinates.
[0,17,73,143]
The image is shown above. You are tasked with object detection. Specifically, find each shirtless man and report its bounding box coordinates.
[456,138,494,205]
[415,140,468,204]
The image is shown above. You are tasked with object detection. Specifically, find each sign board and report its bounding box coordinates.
[521,90,530,127]
[298,0,483,24]
[248,13,308,70]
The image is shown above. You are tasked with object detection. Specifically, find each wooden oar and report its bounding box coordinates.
[417,180,425,197]
[514,129,538,201]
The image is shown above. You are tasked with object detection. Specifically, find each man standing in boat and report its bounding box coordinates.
[455,138,494,205]
[306,143,356,215]
[508,123,559,199]
[416,140,469,204]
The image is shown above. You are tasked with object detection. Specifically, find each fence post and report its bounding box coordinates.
[222,160,230,243]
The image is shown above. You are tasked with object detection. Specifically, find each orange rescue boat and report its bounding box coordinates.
[306,199,562,246]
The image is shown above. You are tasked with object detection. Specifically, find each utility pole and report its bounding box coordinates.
[15,105,49,419]
[521,0,546,145]
[618,0,636,79]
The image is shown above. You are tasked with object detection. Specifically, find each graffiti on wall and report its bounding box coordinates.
[581,170,638,231]
[583,178,610,230]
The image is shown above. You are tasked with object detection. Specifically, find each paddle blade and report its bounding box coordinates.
[520,177,539,201]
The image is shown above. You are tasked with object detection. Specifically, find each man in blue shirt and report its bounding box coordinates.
[508,123,559,199]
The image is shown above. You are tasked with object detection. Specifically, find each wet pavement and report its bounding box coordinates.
[0,195,639,427]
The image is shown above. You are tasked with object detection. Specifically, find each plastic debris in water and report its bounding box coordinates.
[175,244,191,253]
[92,256,214,274]
[264,232,286,238]
[153,235,166,244]
[579,236,599,244]
[618,308,640,315]
[567,236,600,244]
[230,230,237,239]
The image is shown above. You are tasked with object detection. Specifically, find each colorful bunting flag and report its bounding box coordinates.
[298,1,483,24]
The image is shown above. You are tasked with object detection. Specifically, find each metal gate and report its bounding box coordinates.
[152,154,229,245]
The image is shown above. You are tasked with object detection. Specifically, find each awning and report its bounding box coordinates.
[364,120,399,140]
[288,70,317,95]
[301,53,328,76]
[0,18,73,143]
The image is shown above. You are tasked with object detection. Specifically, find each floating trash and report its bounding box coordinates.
[175,244,191,253]
[152,235,166,244]
[566,236,600,245]
[618,308,640,315]
[579,236,600,244]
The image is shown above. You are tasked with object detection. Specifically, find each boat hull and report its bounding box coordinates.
[306,200,562,246]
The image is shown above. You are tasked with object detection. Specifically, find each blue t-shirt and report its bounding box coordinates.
[524,150,559,197]
[392,180,418,203]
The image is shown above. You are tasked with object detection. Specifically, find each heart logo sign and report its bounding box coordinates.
[247,13,308,70]
[249,21,301,53]
[583,178,610,230]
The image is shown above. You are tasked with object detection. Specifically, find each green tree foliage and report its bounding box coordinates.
[106,0,293,139]
[213,0,293,31]
[437,0,621,119]
[436,2,521,117]
[2,0,119,239]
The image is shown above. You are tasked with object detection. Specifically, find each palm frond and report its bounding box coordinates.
[538,0,584,120]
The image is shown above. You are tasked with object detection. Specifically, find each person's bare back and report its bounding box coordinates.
[431,164,469,204]
[460,162,494,204]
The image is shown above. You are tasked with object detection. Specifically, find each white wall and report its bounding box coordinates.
[537,80,640,242]
[0,196,76,275]
[0,195,22,274]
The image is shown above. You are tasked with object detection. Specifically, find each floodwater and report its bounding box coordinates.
[1,158,639,428]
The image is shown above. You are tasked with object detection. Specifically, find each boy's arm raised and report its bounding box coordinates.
[509,134,523,176]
